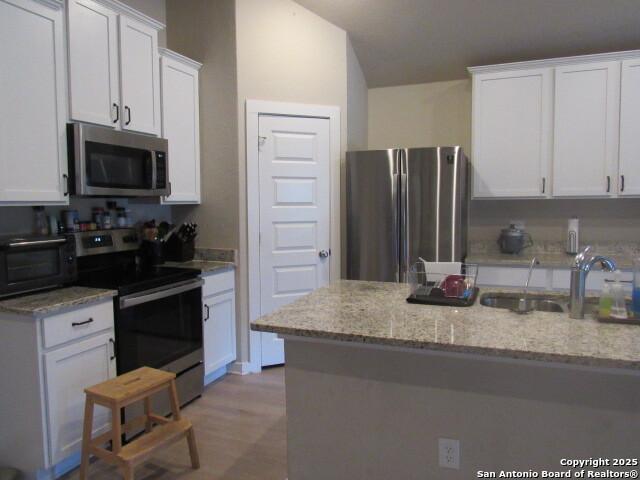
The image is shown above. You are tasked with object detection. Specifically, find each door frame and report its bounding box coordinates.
[246,100,341,372]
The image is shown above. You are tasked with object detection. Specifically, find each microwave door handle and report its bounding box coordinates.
[9,238,67,248]
[119,278,204,309]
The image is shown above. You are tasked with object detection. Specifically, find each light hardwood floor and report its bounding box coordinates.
[63,367,286,480]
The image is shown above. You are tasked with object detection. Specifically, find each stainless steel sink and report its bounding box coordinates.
[480,293,566,314]
[480,291,627,317]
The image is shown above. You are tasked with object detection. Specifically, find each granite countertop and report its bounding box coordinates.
[251,280,640,370]
[163,260,235,274]
[467,241,639,269]
[0,287,116,317]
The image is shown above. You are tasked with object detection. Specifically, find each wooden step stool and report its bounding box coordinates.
[79,367,200,480]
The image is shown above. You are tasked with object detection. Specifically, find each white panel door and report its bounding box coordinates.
[119,16,161,135]
[553,61,620,197]
[160,53,201,204]
[259,115,331,366]
[472,67,553,198]
[203,290,237,375]
[0,0,68,203]
[44,332,116,465]
[619,58,640,196]
[67,0,120,127]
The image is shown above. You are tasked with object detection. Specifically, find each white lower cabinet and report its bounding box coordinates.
[0,299,115,476]
[44,332,116,464]
[202,270,236,382]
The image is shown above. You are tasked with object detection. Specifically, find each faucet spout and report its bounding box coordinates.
[569,246,617,319]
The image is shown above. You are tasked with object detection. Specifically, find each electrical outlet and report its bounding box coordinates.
[438,438,460,469]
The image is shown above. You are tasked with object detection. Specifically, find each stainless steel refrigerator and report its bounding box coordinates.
[346,147,468,282]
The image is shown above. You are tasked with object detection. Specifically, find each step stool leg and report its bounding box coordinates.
[79,397,94,480]
[143,397,153,433]
[111,404,122,454]
[186,427,200,469]
[168,380,181,421]
[121,463,135,480]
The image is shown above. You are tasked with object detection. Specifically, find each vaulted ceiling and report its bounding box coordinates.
[295,0,640,87]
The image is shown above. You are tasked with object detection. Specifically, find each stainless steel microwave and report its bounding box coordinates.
[67,123,170,197]
[0,235,77,299]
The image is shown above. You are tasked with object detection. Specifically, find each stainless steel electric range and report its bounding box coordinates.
[71,228,204,417]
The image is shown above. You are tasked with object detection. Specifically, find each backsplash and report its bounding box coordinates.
[0,198,172,236]
[469,198,640,245]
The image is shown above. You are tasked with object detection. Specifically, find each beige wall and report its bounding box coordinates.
[368,79,471,153]
[235,0,349,364]
[346,37,368,150]
[166,0,239,249]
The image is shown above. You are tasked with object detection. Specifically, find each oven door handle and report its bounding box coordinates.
[119,278,203,309]
[8,238,67,248]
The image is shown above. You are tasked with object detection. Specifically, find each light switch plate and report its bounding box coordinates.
[438,438,460,469]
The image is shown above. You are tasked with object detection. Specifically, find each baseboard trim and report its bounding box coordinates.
[228,361,253,375]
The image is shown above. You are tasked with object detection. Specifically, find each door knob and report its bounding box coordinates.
[319,249,330,258]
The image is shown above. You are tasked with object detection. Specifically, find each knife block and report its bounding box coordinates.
[163,235,195,262]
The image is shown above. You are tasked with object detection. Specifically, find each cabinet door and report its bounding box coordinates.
[472,68,552,198]
[203,290,236,376]
[44,332,116,465]
[160,54,201,204]
[0,0,68,204]
[553,61,620,197]
[619,58,640,196]
[119,16,161,135]
[67,0,120,127]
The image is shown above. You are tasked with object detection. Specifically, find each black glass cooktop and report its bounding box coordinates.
[76,255,200,296]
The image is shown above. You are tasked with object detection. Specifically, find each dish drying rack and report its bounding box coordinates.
[406,262,479,307]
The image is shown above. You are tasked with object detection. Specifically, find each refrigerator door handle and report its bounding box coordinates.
[399,150,409,283]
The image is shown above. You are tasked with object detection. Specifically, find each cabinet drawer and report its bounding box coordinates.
[42,301,114,349]
[203,270,235,297]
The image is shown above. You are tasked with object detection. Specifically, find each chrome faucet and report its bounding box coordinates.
[517,257,540,313]
[569,246,617,319]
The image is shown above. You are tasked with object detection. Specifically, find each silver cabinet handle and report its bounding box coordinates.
[203,304,210,322]
[541,177,546,194]
[319,250,330,258]
[621,175,625,192]
[606,175,611,193]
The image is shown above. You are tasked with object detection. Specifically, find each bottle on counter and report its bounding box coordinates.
[32,206,48,236]
[92,207,104,230]
[633,258,640,318]
[598,281,613,318]
[116,207,127,228]
[609,271,628,320]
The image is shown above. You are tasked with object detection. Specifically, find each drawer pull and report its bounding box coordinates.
[204,304,210,322]
[72,318,93,327]
[109,338,116,361]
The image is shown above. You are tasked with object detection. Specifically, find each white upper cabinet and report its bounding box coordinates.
[472,68,552,198]
[66,0,163,135]
[67,0,120,127]
[552,61,620,197]
[0,0,68,204]
[119,16,161,135]
[469,51,640,199]
[619,58,640,196]
[160,49,202,204]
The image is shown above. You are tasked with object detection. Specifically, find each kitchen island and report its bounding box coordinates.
[252,280,640,480]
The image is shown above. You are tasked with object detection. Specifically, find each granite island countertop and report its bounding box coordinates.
[0,286,116,318]
[251,280,640,370]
